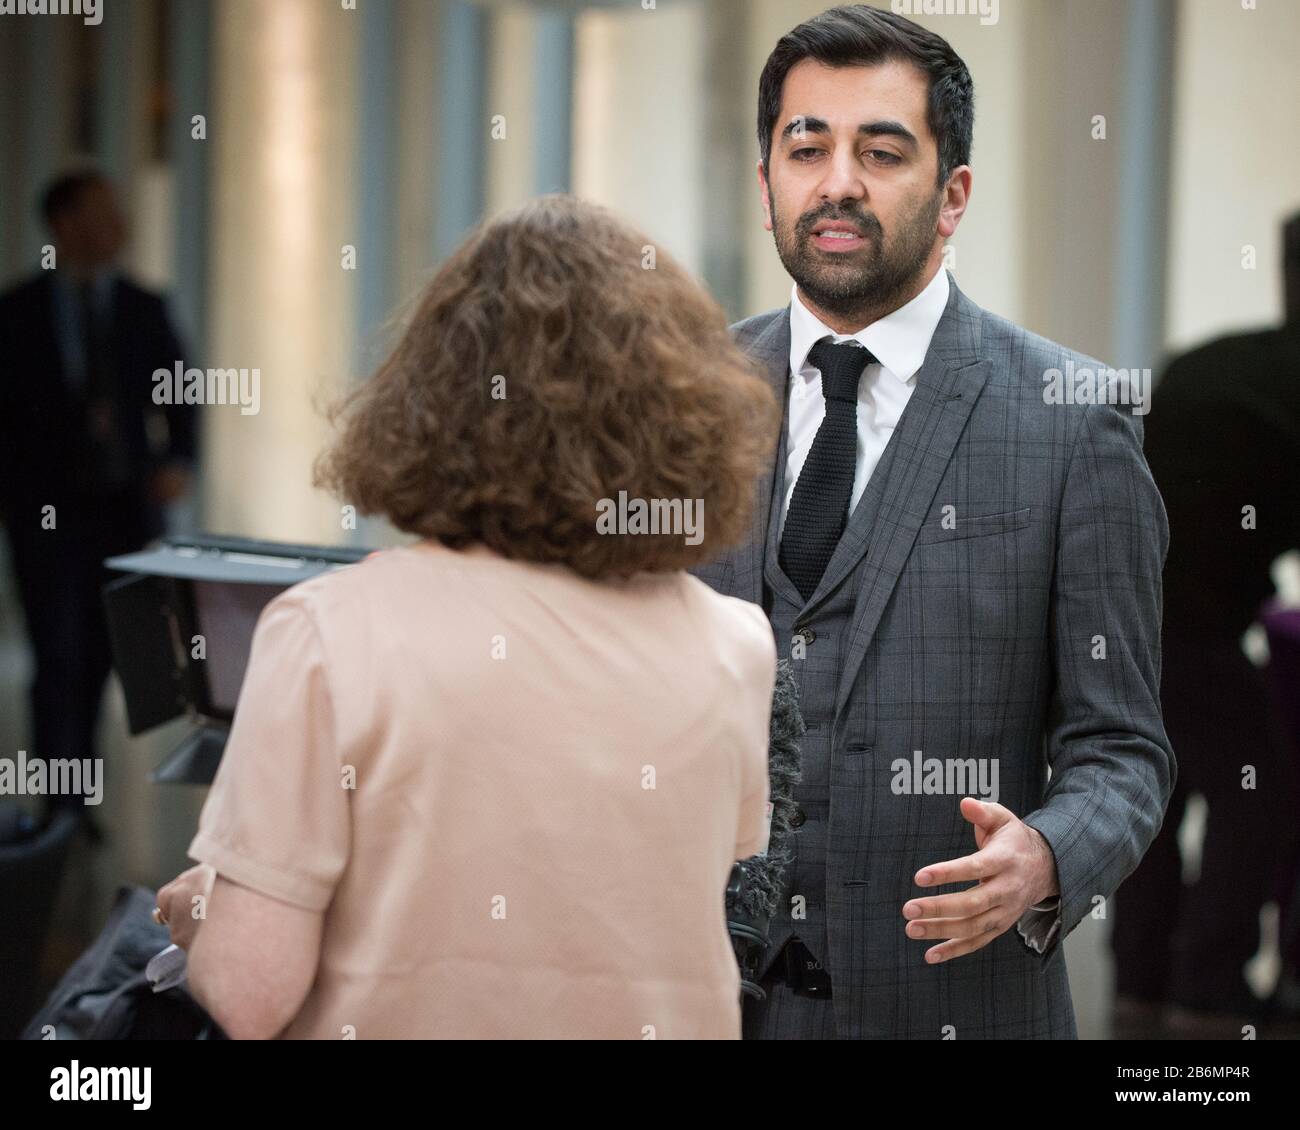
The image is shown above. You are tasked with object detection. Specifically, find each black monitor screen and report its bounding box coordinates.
[190,581,290,718]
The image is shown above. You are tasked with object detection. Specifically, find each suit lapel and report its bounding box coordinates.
[832,276,991,718]
[733,308,792,606]
[762,390,806,608]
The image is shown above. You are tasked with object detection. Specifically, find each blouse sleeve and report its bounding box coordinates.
[187,589,350,912]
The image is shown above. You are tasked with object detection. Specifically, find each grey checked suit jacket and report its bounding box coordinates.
[693,273,1176,1038]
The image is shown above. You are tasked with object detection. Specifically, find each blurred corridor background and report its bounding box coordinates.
[1,0,1298,1039]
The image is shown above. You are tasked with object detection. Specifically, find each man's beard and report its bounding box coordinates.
[771,185,943,320]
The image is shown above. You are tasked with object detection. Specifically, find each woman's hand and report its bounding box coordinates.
[155,864,217,950]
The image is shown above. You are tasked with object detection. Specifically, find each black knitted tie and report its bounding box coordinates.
[779,338,874,601]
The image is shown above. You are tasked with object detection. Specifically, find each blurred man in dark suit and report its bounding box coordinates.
[0,169,199,832]
[1115,212,1300,1037]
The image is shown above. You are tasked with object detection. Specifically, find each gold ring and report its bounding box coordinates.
[152,906,168,926]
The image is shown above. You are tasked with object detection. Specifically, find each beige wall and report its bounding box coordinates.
[393,0,443,310]
[1166,0,1300,351]
[572,0,707,276]
[202,0,359,545]
[484,3,542,220]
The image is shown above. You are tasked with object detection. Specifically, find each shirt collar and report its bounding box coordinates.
[788,265,950,385]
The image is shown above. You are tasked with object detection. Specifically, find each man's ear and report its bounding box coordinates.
[938,166,972,239]
[758,159,773,233]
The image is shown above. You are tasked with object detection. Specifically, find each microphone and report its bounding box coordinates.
[725,658,804,999]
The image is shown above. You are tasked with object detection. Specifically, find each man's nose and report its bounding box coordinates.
[815,150,868,206]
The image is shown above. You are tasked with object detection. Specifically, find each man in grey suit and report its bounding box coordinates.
[693,4,1174,1038]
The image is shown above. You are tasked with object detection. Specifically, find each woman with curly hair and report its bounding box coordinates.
[155,195,782,1039]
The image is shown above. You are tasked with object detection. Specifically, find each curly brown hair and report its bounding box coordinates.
[314,194,779,579]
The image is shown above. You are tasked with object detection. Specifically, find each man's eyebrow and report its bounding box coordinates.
[780,116,919,150]
[858,120,919,149]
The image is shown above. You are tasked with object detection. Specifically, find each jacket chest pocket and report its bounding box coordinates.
[906,507,1035,643]
[912,506,1031,547]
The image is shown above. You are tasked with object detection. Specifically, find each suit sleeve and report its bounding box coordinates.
[1021,399,1176,961]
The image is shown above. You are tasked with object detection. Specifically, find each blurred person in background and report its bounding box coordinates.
[1113,211,1300,1038]
[154,194,781,1038]
[0,169,199,835]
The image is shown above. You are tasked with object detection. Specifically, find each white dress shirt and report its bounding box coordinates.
[778,266,1063,953]
[779,265,949,538]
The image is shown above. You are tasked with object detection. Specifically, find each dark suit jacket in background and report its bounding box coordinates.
[0,270,197,538]
[1146,326,1300,638]
[693,273,1175,1038]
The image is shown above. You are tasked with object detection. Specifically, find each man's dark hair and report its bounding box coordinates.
[40,169,108,227]
[757,4,974,188]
